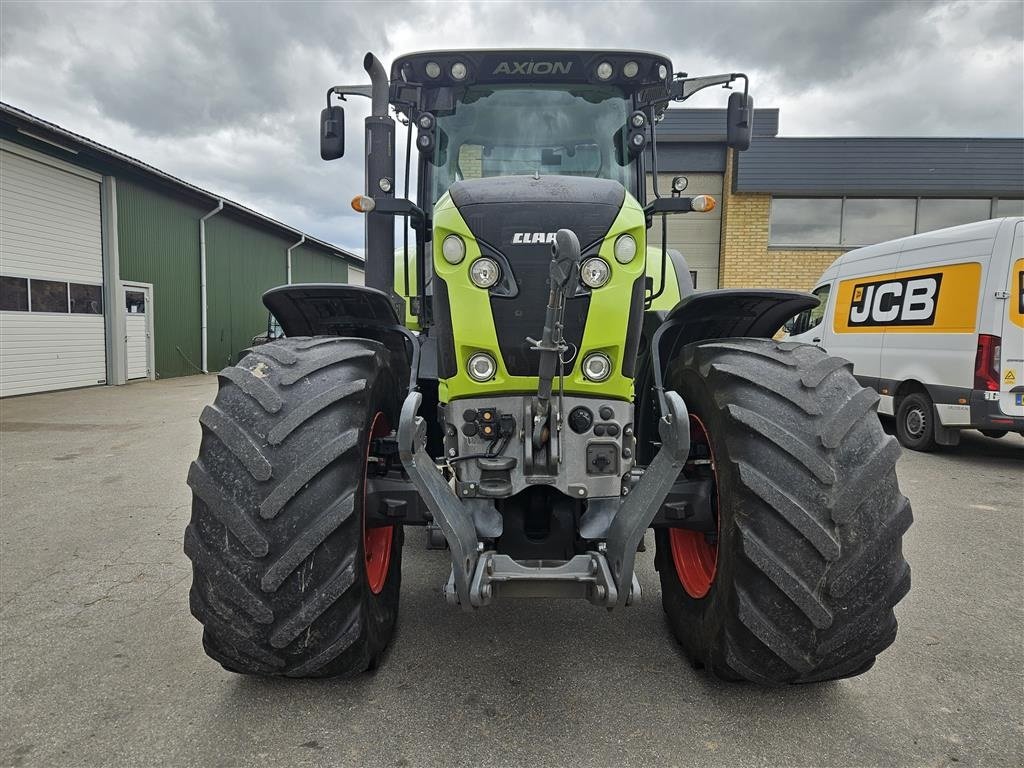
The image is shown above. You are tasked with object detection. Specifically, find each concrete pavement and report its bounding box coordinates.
[1,376,1021,767]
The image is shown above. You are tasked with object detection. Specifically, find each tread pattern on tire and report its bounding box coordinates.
[658,339,912,684]
[185,336,402,678]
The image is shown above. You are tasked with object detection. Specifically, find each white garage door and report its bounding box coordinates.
[646,172,724,289]
[0,147,106,397]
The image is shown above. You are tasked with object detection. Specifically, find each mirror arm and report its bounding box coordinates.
[672,72,748,102]
[327,84,374,108]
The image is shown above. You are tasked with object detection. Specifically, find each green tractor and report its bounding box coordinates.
[185,50,911,683]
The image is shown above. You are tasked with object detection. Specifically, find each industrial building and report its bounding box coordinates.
[0,102,362,396]
[650,108,1024,291]
[2,101,1021,397]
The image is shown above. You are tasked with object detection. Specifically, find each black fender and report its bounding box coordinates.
[633,289,819,463]
[262,283,419,389]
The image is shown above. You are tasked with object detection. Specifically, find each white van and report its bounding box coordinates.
[786,217,1023,450]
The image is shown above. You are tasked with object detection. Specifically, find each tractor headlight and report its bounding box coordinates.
[442,234,466,265]
[469,257,500,288]
[582,353,612,382]
[467,352,496,382]
[425,61,441,79]
[623,61,639,78]
[596,61,614,81]
[580,257,611,289]
[450,62,468,81]
[613,234,637,264]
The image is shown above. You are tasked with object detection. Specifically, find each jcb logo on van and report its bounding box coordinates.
[833,261,981,335]
[848,273,942,327]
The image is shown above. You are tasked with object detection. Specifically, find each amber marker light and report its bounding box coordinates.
[351,195,376,213]
[691,195,717,213]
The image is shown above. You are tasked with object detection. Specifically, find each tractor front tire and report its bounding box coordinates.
[185,336,403,678]
[656,339,911,684]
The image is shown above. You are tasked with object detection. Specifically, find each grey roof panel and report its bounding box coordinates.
[735,137,1024,196]
[646,143,726,173]
[658,108,779,141]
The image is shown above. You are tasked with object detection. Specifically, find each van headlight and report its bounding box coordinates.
[580,258,611,288]
[613,234,637,264]
[582,353,612,382]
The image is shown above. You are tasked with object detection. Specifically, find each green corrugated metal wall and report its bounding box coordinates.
[292,242,349,283]
[116,179,206,379]
[117,177,353,377]
[205,214,289,370]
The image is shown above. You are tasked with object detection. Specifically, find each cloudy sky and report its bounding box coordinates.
[2,0,1021,253]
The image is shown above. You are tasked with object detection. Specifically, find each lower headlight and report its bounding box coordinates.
[442,234,466,264]
[467,353,496,382]
[582,352,612,382]
[470,257,500,288]
[580,257,611,288]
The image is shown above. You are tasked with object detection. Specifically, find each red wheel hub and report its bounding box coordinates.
[669,414,719,599]
[363,412,393,595]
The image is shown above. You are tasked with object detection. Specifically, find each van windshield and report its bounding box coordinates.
[428,85,633,205]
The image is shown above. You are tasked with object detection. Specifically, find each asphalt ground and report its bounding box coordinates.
[1,376,1021,768]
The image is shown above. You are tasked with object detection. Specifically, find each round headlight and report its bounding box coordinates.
[614,234,637,264]
[378,177,393,193]
[623,61,639,78]
[467,353,496,382]
[469,257,500,288]
[658,64,669,80]
[630,132,646,148]
[580,257,611,289]
[425,61,441,79]
[582,353,612,382]
[442,234,466,265]
[417,113,435,130]
[630,111,646,129]
[672,175,689,193]
[450,62,468,80]
[596,61,614,81]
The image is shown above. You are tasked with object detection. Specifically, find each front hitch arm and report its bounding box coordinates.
[604,391,691,607]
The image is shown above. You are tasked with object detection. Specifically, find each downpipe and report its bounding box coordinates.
[286,234,305,285]
[199,199,224,374]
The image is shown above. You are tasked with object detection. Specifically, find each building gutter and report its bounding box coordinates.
[286,234,305,285]
[199,199,224,373]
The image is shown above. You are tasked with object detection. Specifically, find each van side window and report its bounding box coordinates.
[807,283,831,329]
[788,283,831,335]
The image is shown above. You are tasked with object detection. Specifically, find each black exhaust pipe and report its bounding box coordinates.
[362,53,401,317]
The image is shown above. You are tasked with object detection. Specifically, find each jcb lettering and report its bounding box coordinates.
[848,274,942,327]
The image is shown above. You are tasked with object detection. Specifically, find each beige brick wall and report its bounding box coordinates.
[718,149,843,291]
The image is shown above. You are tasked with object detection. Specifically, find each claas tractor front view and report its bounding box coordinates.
[184,50,911,683]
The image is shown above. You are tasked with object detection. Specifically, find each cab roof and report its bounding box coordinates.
[389,49,674,96]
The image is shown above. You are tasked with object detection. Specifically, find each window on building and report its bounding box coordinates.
[0,276,29,311]
[841,198,916,246]
[770,198,842,246]
[917,198,992,233]
[995,198,1024,217]
[70,283,103,314]
[30,279,69,313]
[125,291,146,314]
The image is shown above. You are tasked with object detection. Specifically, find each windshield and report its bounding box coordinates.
[427,85,634,206]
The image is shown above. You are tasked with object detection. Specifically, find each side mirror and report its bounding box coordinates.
[320,105,345,160]
[726,91,754,151]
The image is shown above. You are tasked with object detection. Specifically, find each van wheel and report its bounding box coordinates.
[980,429,1007,439]
[896,392,937,451]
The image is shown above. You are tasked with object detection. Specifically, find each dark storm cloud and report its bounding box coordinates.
[1,0,1021,251]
